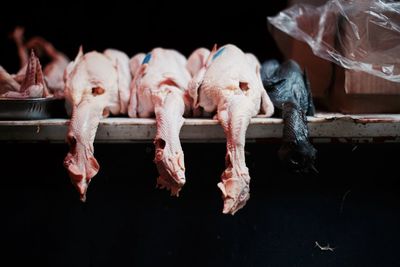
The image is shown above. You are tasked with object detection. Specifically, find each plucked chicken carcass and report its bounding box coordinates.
[188,44,274,214]
[1,50,50,98]
[186,48,210,77]
[128,48,192,196]
[64,47,131,201]
[261,59,317,173]
[11,27,69,98]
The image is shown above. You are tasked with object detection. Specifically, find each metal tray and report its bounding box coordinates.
[0,97,67,120]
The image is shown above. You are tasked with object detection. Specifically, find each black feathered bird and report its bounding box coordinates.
[261,59,317,173]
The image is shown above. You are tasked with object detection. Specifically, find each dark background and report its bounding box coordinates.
[1,1,400,267]
[2,143,400,267]
[0,1,286,73]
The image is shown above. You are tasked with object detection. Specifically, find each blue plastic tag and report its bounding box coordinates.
[142,53,152,64]
[212,47,226,61]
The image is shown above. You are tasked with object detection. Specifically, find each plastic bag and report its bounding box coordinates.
[268,0,400,83]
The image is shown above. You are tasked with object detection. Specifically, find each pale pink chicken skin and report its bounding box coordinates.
[1,28,60,97]
[1,50,50,98]
[186,48,213,117]
[129,53,146,77]
[26,38,69,98]
[188,44,274,215]
[186,48,210,77]
[11,27,69,98]
[0,66,21,96]
[128,48,191,196]
[64,47,130,201]
[104,49,132,114]
[128,53,146,111]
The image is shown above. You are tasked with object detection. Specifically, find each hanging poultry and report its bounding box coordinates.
[63,47,131,201]
[128,48,193,196]
[261,59,317,173]
[188,44,274,214]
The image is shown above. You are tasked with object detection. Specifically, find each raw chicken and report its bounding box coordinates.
[0,66,20,95]
[104,49,132,114]
[128,53,145,109]
[64,47,130,201]
[261,59,317,173]
[1,50,50,98]
[11,27,69,98]
[186,48,212,116]
[188,44,274,214]
[186,48,210,77]
[128,48,191,196]
[129,53,146,76]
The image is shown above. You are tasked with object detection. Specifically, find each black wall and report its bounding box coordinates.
[2,143,400,267]
[0,1,286,73]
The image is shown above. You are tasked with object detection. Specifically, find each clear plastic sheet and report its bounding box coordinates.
[268,0,400,83]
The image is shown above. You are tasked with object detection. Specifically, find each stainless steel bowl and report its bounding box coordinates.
[0,97,67,120]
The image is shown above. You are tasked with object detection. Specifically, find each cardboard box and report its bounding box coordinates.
[269,9,400,114]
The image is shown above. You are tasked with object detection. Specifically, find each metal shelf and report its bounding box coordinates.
[0,113,399,143]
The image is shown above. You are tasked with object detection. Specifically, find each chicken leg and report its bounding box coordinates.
[1,50,50,98]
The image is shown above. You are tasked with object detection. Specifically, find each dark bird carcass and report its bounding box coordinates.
[261,59,317,173]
